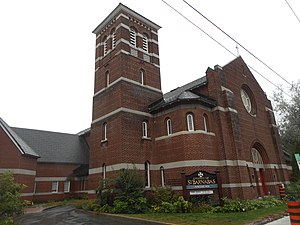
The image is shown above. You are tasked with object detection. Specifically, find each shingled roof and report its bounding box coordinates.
[149,76,217,113]
[12,127,89,164]
[0,117,39,158]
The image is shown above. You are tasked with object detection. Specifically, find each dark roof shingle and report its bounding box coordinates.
[149,76,216,113]
[12,127,89,164]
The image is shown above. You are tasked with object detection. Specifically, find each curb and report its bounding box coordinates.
[248,212,289,225]
[76,208,175,225]
[23,204,64,214]
[100,212,175,225]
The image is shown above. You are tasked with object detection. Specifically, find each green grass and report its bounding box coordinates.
[126,205,288,225]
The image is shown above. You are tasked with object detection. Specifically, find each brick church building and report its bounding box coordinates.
[0,3,291,202]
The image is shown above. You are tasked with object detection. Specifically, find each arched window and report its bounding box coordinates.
[105,71,110,87]
[166,118,172,135]
[145,161,150,188]
[251,148,264,165]
[186,113,194,131]
[102,122,107,141]
[111,29,116,49]
[241,89,251,113]
[160,166,165,187]
[142,33,148,52]
[140,69,144,85]
[142,121,148,138]
[203,114,208,132]
[102,163,106,179]
[241,85,256,115]
[129,28,136,47]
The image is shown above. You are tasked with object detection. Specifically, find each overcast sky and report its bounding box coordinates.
[0,0,299,134]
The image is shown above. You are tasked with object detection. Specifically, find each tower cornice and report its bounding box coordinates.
[92,3,161,35]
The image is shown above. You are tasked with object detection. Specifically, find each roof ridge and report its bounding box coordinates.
[11,127,78,136]
[0,118,39,158]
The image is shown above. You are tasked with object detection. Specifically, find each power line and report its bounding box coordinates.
[161,0,236,58]
[284,0,300,23]
[182,0,293,88]
[161,0,292,98]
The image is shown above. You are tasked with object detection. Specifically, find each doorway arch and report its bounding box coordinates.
[251,142,268,195]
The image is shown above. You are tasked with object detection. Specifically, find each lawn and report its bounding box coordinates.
[127,205,288,225]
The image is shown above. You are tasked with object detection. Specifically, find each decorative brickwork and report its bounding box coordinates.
[88,4,291,200]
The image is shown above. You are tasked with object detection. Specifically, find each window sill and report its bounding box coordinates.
[101,139,108,143]
[142,137,151,141]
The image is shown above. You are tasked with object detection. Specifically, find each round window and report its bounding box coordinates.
[241,89,252,113]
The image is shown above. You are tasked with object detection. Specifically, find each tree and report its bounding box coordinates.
[272,80,300,151]
[0,171,24,224]
[272,80,300,180]
[113,168,147,213]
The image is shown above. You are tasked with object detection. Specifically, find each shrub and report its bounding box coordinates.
[153,202,175,213]
[285,180,300,201]
[212,197,284,213]
[113,200,128,213]
[114,168,144,201]
[151,196,192,213]
[96,178,115,206]
[0,171,24,225]
[112,168,148,213]
[148,186,175,207]
[173,196,192,213]
[113,197,148,214]
[99,204,113,213]
[190,195,211,205]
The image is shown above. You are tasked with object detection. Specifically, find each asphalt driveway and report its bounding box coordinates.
[16,205,167,225]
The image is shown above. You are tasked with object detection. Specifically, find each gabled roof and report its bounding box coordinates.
[149,76,217,113]
[12,127,89,164]
[0,117,39,158]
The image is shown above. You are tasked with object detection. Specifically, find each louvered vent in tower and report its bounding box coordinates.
[142,35,148,52]
[129,28,136,46]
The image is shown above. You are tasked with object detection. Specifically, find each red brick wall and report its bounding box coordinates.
[0,127,37,201]
[33,163,84,202]
[88,5,290,201]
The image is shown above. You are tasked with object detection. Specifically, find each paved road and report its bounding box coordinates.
[16,205,165,225]
[265,216,290,225]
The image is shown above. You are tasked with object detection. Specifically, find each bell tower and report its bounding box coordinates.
[88,3,162,192]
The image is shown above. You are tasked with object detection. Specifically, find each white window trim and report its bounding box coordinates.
[140,70,144,85]
[51,181,58,193]
[102,123,107,141]
[103,164,106,180]
[106,72,110,87]
[187,114,194,131]
[203,115,208,132]
[145,161,151,188]
[64,181,70,193]
[142,121,148,138]
[166,119,172,135]
[160,166,165,187]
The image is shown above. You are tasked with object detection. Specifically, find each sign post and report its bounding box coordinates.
[215,170,224,206]
[181,171,188,200]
